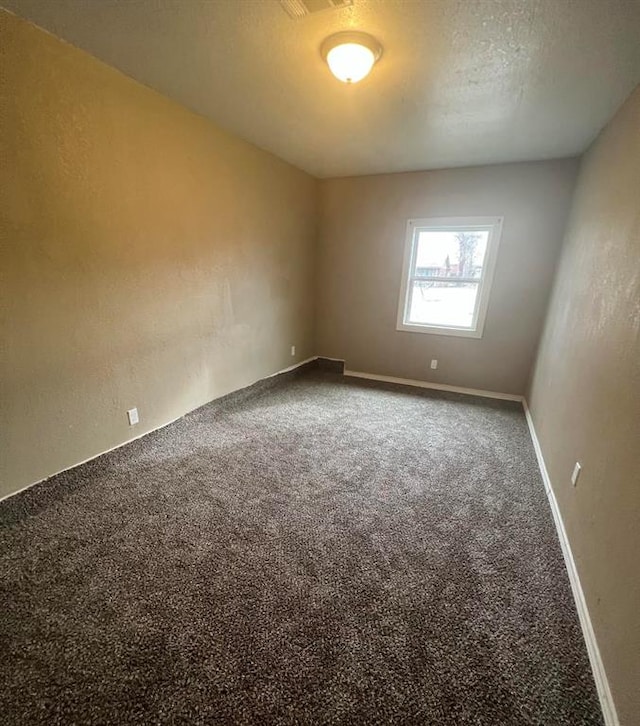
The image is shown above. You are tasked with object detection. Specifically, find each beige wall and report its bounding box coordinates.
[316,161,578,394]
[0,10,317,498]
[528,86,640,726]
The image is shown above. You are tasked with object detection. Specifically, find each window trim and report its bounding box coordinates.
[396,216,503,339]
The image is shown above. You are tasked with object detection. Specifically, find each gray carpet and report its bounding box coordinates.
[0,369,603,725]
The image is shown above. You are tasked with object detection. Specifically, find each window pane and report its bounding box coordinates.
[407,280,479,328]
[415,230,489,279]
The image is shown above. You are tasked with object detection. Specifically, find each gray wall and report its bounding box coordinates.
[0,11,317,498]
[316,160,578,395]
[528,85,640,726]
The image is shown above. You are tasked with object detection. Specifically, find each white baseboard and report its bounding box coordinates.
[522,400,618,726]
[0,356,319,505]
[344,369,523,402]
[343,369,616,723]
[0,409,189,505]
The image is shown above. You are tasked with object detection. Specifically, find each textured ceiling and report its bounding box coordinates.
[4,0,640,178]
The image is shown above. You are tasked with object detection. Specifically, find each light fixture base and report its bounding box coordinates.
[320,31,383,63]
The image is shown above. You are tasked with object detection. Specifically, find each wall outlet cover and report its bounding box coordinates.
[127,407,139,426]
[571,461,582,487]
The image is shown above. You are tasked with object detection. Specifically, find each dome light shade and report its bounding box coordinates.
[321,32,382,83]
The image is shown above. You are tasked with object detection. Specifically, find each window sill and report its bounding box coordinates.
[396,322,484,339]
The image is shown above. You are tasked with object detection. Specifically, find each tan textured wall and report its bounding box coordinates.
[316,160,578,394]
[0,10,317,498]
[528,86,640,726]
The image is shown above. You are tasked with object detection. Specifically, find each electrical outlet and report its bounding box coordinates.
[291,345,296,357]
[430,359,438,370]
[127,407,139,426]
[571,462,581,487]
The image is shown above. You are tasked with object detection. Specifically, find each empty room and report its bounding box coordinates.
[1,1,638,724]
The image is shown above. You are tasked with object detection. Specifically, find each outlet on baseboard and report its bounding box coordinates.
[290,345,296,357]
[127,407,139,426]
[430,359,438,370]
[571,461,581,487]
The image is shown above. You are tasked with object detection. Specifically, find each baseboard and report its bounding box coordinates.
[343,369,523,402]
[0,409,190,506]
[0,356,319,505]
[522,400,619,726]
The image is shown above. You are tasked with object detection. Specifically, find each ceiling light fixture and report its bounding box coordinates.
[321,31,382,84]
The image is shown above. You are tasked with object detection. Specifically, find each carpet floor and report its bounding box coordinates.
[1,369,603,725]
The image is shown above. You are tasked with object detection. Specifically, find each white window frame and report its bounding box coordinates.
[396,216,503,339]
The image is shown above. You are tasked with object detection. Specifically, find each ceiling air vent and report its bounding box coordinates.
[279,0,353,20]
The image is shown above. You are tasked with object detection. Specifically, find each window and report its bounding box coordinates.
[396,216,503,338]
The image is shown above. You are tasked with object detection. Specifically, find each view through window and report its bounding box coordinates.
[397,218,502,338]
[409,229,489,327]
